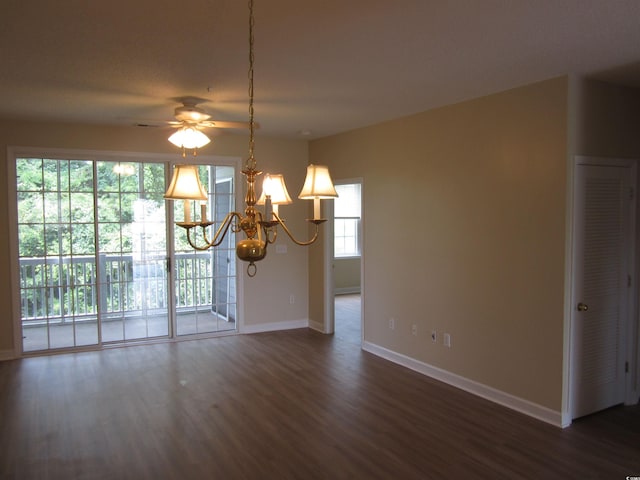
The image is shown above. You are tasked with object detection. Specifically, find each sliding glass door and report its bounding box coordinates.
[14,154,238,354]
[96,161,169,343]
[174,165,237,335]
[16,158,170,351]
[17,158,101,350]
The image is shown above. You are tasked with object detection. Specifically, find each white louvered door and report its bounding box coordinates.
[571,162,634,419]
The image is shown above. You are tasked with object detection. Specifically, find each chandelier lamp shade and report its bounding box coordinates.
[257,174,292,217]
[164,164,208,226]
[298,164,339,220]
[164,165,208,201]
[163,0,337,277]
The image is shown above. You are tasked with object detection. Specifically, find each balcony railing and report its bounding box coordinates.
[19,252,229,325]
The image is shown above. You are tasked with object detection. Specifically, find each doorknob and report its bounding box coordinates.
[577,302,589,312]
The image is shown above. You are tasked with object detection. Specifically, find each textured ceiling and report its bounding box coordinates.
[1,0,640,139]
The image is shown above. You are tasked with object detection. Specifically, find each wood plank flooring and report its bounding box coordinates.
[335,293,362,346]
[1,301,639,479]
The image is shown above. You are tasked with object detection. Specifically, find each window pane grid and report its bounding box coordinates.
[334,183,361,257]
[16,158,174,351]
[175,165,237,336]
[15,157,239,352]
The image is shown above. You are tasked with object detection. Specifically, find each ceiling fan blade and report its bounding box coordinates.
[202,120,255,129]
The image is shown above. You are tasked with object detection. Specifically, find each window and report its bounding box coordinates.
[15,158,170,350]
[11,153,240,354]
[334,183,361,257]
[173,165,237,335]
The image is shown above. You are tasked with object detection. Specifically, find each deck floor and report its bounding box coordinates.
[20,295,358,353]
[22,310,235,352]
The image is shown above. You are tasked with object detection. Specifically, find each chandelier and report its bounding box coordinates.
[164,0,337,277]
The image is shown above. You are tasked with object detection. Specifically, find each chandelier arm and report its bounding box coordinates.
[255,210,277,244]
[184,212,242,251]
[185,228,214,251]
[203,211,244,247]
[260,224,278,244]
[271,212,323,246]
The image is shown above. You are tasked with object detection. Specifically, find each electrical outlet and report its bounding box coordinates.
[289,294,295,305]
[431,330,437,343]
[411,324,418,336]
[443,333,451,348]
[389,318,396,330]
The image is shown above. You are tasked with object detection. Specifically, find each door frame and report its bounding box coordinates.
[567,155,640,421]
[9,148,179,354]
[168,161,241,334]
[7,147,243,357]
[324,177,364,346]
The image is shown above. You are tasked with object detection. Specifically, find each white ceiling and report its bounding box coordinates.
[1,0,640,139]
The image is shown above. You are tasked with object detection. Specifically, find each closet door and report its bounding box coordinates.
[571,161,634,418]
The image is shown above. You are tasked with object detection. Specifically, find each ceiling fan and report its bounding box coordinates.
[145,96,254,155]
[167,97,251,131]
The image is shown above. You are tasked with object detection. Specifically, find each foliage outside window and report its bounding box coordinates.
[16,158,167,320]
[15,156,238,352]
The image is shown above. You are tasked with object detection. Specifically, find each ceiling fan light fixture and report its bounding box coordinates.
[168,126,211,149]
[174,105,212,123]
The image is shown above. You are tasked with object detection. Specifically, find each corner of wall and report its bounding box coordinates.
[363,341,566,428]
[0,349,17,362]
[561,74,578,421]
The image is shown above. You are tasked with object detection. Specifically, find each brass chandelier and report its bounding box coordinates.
[164,0,337,277]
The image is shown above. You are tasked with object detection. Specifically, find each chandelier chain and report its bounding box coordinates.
[247,0,256,171]
[166,0,332,276]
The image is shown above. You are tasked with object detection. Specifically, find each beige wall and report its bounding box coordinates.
[570,78,640,400]
[0,120,310,354]
[310,77,569,410]
[5,77,637,415]
[574,78,640,157]
[334,257,361,293]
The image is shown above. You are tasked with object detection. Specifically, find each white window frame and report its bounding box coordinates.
[7,146,243,357]
[334,182,362,258]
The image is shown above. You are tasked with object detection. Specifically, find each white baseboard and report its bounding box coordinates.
[363,341,565,428]
[242,319,308,334]
[561,411,572,428]
[308,319,326,333]
[0,349,17,361]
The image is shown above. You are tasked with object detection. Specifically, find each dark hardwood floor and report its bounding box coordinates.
[1,297,639,479]
[335,293,362,345]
